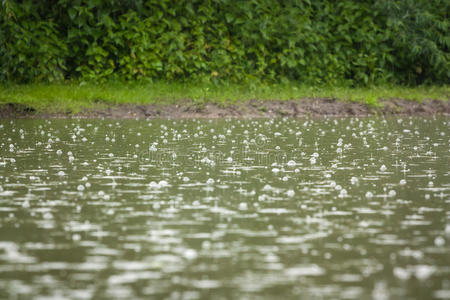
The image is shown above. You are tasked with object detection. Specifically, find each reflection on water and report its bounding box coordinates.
[0,117,449,299]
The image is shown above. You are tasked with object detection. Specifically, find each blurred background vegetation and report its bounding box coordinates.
[0,0,448,86]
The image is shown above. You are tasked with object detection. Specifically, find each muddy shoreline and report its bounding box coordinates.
[1,98,449,119]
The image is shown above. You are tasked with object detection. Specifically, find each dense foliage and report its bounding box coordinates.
[0,0,448,85]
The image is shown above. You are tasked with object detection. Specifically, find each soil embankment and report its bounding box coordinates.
[1,98,449,119]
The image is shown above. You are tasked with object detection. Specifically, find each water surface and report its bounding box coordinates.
[0,117,449,299]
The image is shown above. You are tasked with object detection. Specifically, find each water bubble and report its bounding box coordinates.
[380,165,387,172]
[434,236,445,247]
[415,265,435,281]
[287,160,296,167]
[262,184,272,191]
[239,202,248,210]
[339,189,347,197]
[286,190,295,197]
[56,149,63,155]
[149,181,160,189]
[183,249,198,260]
[393,267,411,280]
[43,212,53,220]
[206,178,214,185]
[77,185,85,192]
[388,190,396,197]
[400,179,406,185]
[365,191,373,198]
[159,180,168,187]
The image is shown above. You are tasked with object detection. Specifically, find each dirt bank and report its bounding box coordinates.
[1,98,449,119]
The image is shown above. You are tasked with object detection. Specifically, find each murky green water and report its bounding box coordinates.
[0,117,449,300]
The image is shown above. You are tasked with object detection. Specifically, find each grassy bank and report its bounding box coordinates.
[0,82,449,113]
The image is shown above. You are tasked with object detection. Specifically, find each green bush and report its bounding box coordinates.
[374,0,449,84]
[0,1,68,82]
[0,0,448,85]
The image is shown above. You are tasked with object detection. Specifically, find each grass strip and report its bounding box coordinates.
[1,81,448,113]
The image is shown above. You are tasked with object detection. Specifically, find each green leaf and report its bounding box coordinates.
[68,8,77,20]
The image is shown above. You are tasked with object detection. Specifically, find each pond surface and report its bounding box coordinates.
[0,117,449,300]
